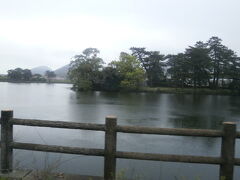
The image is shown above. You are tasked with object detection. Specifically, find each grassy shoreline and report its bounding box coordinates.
[139,87,239,96]
[0,80,239,95]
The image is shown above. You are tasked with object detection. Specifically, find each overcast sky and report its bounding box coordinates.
[0,0,239,73]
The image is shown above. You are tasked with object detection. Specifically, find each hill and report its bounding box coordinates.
[31,66,52,75]
[54,64,69,78]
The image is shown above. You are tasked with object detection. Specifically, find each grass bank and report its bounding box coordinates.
[139,87,239,96]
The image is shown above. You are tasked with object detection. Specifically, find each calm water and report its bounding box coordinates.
[0,82,240,180]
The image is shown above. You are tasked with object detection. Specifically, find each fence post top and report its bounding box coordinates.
[1,110,13,112]
[106,116,117,120]
[1,110,13,117]
[223,122,236,125]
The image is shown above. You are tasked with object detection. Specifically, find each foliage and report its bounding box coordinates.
[68,48,104,91]
[68,49,145,91]
[111,53,145,91]
[7,68,49,82]
[45,71,56,79]
[185,41,211,88]
[167,53,189,87]
[130,47,166,87]
[67,36,240,93]
[165,36,240,92]
[7,68,32,81]
[207,36,226,88]
[0,75,8,81]
[101,67,121,91]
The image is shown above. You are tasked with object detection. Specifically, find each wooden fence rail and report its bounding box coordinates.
[0,110,240,180]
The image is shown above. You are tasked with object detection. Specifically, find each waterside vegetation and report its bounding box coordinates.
[0,68,71,84]
[68,36,240,95]
[2,36,240,95]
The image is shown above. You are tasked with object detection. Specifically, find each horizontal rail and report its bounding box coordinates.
[11,142,105,156]
[11,118,106,131]
[235,158,240,166]
[10,118,240,138]
[236,132,240,138]
[117,125,223,137]
[116,151,222,164]
[5,140,240,166]
[11,142,223,165]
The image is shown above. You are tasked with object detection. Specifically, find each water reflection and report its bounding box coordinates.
[169,114,224,129]
[0,83,240,180]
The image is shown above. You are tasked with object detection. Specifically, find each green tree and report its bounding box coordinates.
[207,36,226,88]
[68,48,104,91]
[45,70,56,83]
[101,67,121,91]
[130,47,166,87]
[23,69,32,81]
[8,68,22,80]
[185,41,211,88]
[223,49,240,91]
[7,68,32,81]
[167,53,189,87]
[111,52,145,91]
[45,71,56,78]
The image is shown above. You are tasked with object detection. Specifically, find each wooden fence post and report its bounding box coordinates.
[1,110,13,173]
[104,116,117,180]
[220,122,236,180]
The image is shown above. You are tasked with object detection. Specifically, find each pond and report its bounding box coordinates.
[0,82,240,180]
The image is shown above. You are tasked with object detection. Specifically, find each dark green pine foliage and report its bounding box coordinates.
[130,47,166,87]
[167,53,189,87]
[185,41,211,88]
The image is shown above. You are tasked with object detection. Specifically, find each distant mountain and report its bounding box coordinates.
[54,64,70,78]
[31,66,52,75]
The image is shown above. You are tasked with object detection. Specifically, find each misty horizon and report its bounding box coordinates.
[1,0,240,74]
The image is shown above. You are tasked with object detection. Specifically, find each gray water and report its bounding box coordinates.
[0,82,240,180]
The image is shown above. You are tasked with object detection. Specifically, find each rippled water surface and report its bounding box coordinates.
[1,82,240,180]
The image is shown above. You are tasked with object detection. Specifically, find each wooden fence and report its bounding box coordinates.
[1,110,240,180]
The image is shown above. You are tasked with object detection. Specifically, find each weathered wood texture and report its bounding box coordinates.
[1,110,13,173]
[11,142,224,165]
[117,125,223,137]
[235,158,240,166]
[1,111,240,180]
[11,118,105,131]
[116,151,222,164]
[12,142,105,156]
[236,131,240,138]
[220,122,236,180]
[104,116,117,180]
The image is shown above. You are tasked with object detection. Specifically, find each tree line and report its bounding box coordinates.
[68,36,240,92]
[68,49,145,91]
[7,68,56,82]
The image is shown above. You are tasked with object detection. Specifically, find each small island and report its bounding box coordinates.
[67,36,240,95]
